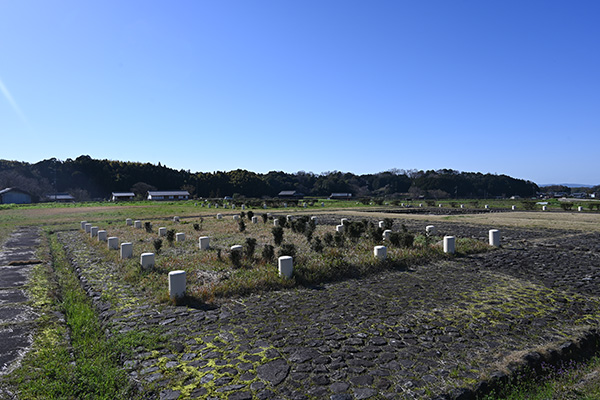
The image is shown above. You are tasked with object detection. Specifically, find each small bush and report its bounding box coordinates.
[166,229,175,246]
[144,222,152,233]
[240,211,246,219]
[334,231,345,247]
[261,213,268,223]
[521,201,537,210]
[323,232,334,247]
[272,226,284,246]
[367,225,383,243]
[426,200,435,207]
[238,219,246,233]
[389,231,414,248]
[560,203,573,211]
[304,223,315,243]
[311,237,324,253]
[247,211,254,220]
[347,221,365,242]
[278,243,296,258]
[229,249,242,268]
[291,219,306,234]
[216,248,222,260]
[277,216,287,228]
[244,238,257,259]
[153,238,162,254]
[383,218,394,230]
[262,244,274,261]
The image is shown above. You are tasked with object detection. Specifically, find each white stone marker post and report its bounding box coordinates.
[140,252,155,270]
[426,225,436,236]
[273,219,280,226]
[378,221,385,229]
[173,216,180,222]
[311,216,318,225]
[278,256,293,279]
[321,202,325,207]
[121,242,133,259]
[383,230,392,241]
[159,227,167,237]
[108,237,119,250]
[231,245,243,254]
[90,226,99,238]
[169,270,186,300]
[199,236,210,250]
[341,218,349,225]
[98,230,107,241]
[578,206,583,212]
[126,218,132,226]
[374,245,387,260]
[542,205,547,211]
[336,224,345,233]
[84,223,92,233]
[286,215,293,222]
[134,220,142,229]
[512,205,516,211]
[80,221,87,230]
[484,205,489,209]
[216,213,223,220]
[252,216,258,224]
[489,229,501,247]
[176,233,185,242]
[233,215,239,220]
[443,236,456,254]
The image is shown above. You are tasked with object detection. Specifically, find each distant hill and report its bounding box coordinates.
[540,183,595,188]
[0,155,540,201]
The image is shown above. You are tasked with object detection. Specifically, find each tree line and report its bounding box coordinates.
[0,155,542,201]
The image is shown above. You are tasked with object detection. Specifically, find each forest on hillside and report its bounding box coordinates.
[0,155,544,202]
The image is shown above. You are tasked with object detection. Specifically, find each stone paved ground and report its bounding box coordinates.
[0,227,40,399]
[57,219,600,400]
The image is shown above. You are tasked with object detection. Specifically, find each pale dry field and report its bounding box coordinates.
[308,209,600,232]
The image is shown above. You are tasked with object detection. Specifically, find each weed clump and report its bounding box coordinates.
[166,229,175,246]
[153,239,162,254]
[272,226,284,246]
[278,243,296,258]
[262,244,274,262]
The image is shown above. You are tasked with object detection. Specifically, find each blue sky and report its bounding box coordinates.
[1,1,598,184]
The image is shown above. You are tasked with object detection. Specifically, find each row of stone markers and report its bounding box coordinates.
[81,220,186,301]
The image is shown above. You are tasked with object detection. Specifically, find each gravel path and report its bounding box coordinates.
[57,221,600,400]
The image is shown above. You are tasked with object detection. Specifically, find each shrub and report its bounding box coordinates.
[383,218,394,230]
[240,211,246,219]
[347,221,365,242]
[304,223,315,243]
[238,219,246,233]
[389,231,414,248]
[323,232,334,247]
[560,202,573,211]
[449,201,457,208]
[229,248,242,268]
[247,211,254,220]
[278,243,296,258]
[244,238,257,259]
[278,216,287,228]
[426,200,435,207]
[261,213,268,223]
[153,238,162,254]
[334,231,345,247]
[216,248,222,260]
[311,237,324,253]
[193,223,200,231]
[272,226,284,246]
[144,222,152,233]
[367,224,383,243]
[262,244,274,262]
[521,201,537,211]
[291,219,306,234]
[166,229,175,246]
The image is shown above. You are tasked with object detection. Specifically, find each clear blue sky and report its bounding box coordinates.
[1,1,598,185]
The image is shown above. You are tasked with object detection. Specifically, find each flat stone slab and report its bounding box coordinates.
[0,326,32,375]
[0,265,34,288]
[0,289,27,305]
